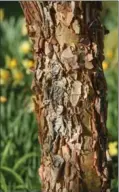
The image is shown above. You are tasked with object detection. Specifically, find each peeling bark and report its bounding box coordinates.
[20,2,111,192]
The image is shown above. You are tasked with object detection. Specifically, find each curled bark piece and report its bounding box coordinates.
[70,80,82,107]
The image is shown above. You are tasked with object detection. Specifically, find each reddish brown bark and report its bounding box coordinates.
[20,2,111,192]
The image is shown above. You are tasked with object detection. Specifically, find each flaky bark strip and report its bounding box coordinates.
[20,2,111,192]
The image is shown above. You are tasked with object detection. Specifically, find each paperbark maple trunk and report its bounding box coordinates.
[20,2,111,192]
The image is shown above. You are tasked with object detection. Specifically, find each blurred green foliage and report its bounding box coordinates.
[0,2,118,192]
[0,14,40,192]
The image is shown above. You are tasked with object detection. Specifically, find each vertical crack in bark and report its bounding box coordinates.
[20,2,111,192]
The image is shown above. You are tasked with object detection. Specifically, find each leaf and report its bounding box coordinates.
[7,91,15,119]
[1,140,12,166]
[13,152,38,171]
[0,172,8,192]
[9,110,23,131]
[15,184,27,190]
[0,166,24,184]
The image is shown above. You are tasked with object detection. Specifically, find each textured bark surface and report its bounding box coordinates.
[20,2,111,192]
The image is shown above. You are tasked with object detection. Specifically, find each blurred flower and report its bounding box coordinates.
[0,96,7,103]
[0,69,10,84]
[102,61,109,71]
[22,21,28,36]
[19,41,31,54]
[22,59,35,69]
[22,59,35,74]
[106,50,113,59]
[6,56,17,69]
[0,69,10,80]
[109,141,118,157]
[13,70,24,82]
[0,9,4,21]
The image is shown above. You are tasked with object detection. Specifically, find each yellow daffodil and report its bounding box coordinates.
[22,21,28,36]
[0,96,7,103]
[7,58,17,69]
[13,70,24,82]
[19,41,31,54]
[109,141,118,157]
[102,61,109,71]
[0,69,10,84]
[0,9,4,21]
[22,59,35,69]
[106,50,113,59]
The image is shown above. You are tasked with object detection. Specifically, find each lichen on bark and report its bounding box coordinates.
[20,2,111,192]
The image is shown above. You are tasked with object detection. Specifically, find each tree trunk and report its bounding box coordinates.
[20,2,111,192]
